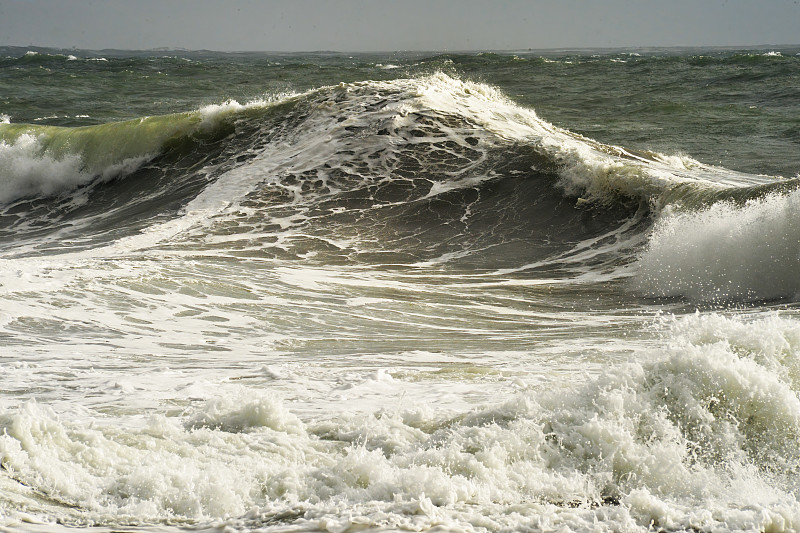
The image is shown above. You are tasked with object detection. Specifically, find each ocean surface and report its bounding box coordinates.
[0,45,799,532]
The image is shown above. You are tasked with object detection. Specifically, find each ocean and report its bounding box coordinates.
[0,45,799,532]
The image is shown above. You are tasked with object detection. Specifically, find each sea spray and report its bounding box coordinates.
[636,190,800,301]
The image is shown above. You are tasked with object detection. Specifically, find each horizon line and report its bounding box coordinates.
[2,43,800,55]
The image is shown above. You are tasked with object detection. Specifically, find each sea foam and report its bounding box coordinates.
[2,313,800,531]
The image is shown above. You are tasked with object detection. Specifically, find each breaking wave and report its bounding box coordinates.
[0,73,796,299]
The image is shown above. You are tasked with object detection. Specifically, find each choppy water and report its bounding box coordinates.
[1,45,800,532]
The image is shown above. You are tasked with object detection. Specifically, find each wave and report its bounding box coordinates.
[0,97,297,254]
[686,50,796,66]
[0,73,796,299]
[0,100,257,203]
[0,48,110,64]
[2,313,800,530]
[1,73,787,209]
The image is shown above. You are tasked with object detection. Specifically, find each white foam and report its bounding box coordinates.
[197,99,244,127]
[2,312,800,531]
[0,134,90,203]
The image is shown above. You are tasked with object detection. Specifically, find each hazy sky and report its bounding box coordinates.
[1,0,798,52]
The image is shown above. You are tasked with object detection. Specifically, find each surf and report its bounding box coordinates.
[2,312,800,531]
[1,50,800,533]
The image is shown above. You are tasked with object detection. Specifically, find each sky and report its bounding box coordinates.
[0,0,798,52]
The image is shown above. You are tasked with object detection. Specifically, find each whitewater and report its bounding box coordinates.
[0,46,799,532]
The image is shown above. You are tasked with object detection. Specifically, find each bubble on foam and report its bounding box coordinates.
[669,311,800,387]
[0,399,315,522]
[532,311,800,530]
[635,190,800,301]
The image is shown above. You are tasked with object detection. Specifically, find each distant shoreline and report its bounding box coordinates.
[2,43,799,57]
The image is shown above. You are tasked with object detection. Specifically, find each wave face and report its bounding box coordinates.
[1,48,800,533]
